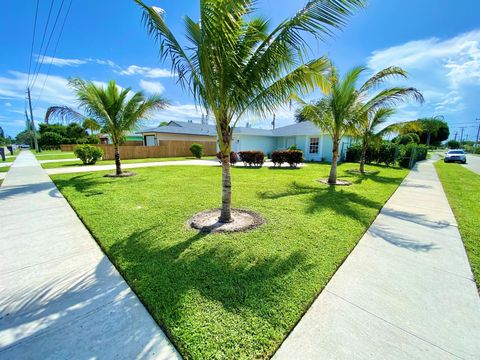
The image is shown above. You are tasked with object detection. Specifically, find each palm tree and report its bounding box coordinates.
[297,66,364,184]
[353,67,424,173]
[134,0,365,222]
[45,79,168,175]
[82,118,101,134]
[298,66,424,181]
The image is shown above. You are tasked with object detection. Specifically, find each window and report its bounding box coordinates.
[309,137,319,154]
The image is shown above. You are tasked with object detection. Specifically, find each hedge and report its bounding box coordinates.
[190,143,203,159]
[346,141,427,168]
[272,150,304,168]
[216,151,238,165]
[238,151,265,167]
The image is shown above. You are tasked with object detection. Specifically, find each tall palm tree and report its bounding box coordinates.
[45,79,168,175]
[135,0,365,222]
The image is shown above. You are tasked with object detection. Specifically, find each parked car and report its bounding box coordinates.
[444,149,466,163]
[19,144,30,149]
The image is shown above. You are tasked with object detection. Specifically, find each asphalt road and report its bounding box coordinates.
[463,154,480,175]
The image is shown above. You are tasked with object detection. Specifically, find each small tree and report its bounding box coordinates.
[190,143,203,159]
[447,140,460,149]
[46,79,168,175]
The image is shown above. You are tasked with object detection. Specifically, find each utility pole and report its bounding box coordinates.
[271,113,276,130]
[459,127,465,146]
[474,118,480,151]
[454,132,458,141]
[27,87,39,152]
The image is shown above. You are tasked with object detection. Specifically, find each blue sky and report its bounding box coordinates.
[1,0,479,141]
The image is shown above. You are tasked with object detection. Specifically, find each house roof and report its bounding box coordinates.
[140,121,217,136]
[138,120,322,137]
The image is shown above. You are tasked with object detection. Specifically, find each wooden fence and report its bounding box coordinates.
[60,140,217,160]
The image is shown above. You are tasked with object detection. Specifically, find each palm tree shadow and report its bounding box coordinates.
[258,181,382,226]
[106,225,310,330]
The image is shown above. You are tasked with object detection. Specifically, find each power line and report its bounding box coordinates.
[30,0,67,91]
[33,0,73,108]
[27,0,40,87]
[29,0,56,89]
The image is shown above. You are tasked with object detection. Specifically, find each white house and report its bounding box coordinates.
[138,121,353,162]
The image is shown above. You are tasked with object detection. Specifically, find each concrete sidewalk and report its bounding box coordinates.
[274,159,480,360]
[0,151,181,359]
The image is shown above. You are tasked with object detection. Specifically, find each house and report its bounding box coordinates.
[138,121,353,162]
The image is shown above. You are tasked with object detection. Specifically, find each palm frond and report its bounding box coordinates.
[44,106,85,123]
[359,66,408,93]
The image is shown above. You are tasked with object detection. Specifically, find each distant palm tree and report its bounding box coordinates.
[45,79,168,175]
[135,0,365,222]
[82,118,101,134]
[354,67,424,173]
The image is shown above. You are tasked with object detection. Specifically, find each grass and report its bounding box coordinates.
[52,163,408,359]
[41,156,215,169]
[0,166,9,172]
[34,150,77,160]
[435,160,480,289]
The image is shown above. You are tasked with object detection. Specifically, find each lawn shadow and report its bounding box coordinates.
[258,181,382,226]
[106,225,311,342]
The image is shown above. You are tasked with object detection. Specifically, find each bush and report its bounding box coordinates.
[447,140,460,149]
[346,143,362,162]
[216,151,238,165]
[238,151,265,167]
[190,143,203,159]
[346,142,398,167]
[398,144,427,168]
[272,150,304,168]
[74,144,103,165]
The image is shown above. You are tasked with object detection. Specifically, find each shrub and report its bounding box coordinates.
[398,144,427,168]
[74,144,103,165]
[288,144,298,150]
[190,143,203,159]
[346,143,362,162]
[39,131,65,150]
[216,151,238,165]
[238,151,265,167]
[447,140,460,149]
[272,150,304,168]
[377,142,397,167]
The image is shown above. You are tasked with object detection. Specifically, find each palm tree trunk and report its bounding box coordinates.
[328,139,339,184]
[426,132,431,148]
[359,138,368,174]
[114,145,122,175]
[218,126,232,223]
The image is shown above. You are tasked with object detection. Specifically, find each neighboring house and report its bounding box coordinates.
[138,120,353,162]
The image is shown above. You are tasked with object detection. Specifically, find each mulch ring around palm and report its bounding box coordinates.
[104,171,136,178]
[188,208,265,233]
[317,178,352,186]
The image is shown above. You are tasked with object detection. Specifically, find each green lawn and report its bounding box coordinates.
[52,163,408,359]
[0,166,9,172]
[435,161,480,289]
[35,150,77,160]
[42,156,215,169]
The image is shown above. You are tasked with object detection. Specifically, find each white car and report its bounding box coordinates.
[444,149,466,163]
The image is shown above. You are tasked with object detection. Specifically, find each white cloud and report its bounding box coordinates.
[35,54,87,67]
[367,30,480,132]
[139,79,165,94]
[5,102,11,107]
[119,65,172,78]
